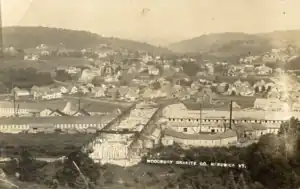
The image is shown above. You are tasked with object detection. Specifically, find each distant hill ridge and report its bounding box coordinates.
[2,26,172,55]
[168,31,300,57]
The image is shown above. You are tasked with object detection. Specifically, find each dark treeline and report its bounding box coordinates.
[0,67,53,90]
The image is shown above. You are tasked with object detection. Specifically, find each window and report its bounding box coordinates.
[183,128,187,132]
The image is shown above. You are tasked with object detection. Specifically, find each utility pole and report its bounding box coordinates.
[73,161,90,189]
[199,103,202,133]
[78,98,81,111]
[13,90,16,116]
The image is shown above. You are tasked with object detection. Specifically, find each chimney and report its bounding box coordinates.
[229,100,233,130]
[78,99,81,111]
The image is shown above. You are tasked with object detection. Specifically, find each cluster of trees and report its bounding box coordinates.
[0,67,53,90]
[182,62,201,77]
[55,69,72,82]
[3,149,102,189]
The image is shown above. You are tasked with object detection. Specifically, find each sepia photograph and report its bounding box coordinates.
[0,0,299,188]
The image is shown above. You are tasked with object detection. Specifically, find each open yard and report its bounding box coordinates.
[1,57,90,72]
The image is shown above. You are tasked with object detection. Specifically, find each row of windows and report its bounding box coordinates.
[0,125,29,129]
[182,128,222,133]
[0,109,29,113]
[0,123,103,130]
[168,118,282,124]
[163,137,236,146]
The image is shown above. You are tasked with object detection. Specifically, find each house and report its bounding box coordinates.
[42,91,62,100]
[60,86,69,94]
[148,66,160,75]
[39,108,69,117]
[234,123,268,140]
[161,128,238,148]
[39,108,54,117]
[12,87,31,100]
[125,88,140,101]
[70,86,78,94]
[79,85,90,94]
[106,88,119,100]
[142,88,167,99]
[292,102,300,112]
[267,87,280,99]
[79,69,98,83]
[31,86,53,100]
[93,87,106,97]
[255,64,272,75]
[118,86,130,98]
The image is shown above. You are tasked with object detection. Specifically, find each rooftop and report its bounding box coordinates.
[0,114,116,125]
[0,99,126,113]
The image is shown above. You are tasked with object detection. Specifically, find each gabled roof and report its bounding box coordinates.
[73,109,91,116]
[50,109,70,116]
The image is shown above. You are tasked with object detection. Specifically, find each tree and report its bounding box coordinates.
[74,175,89,189]
[237,173,248,189]
[226,171,237,189]
[152,81,161,90]
[231,90,236,96]
[182,62,200,77]
[56,150,101,188]
[224,83,230,92]
[17,148,38,181]
[55,70,72,82]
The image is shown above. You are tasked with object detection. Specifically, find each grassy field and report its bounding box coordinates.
[0,133,96,157]
[1,57,90,72]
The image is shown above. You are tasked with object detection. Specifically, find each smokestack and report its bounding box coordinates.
[78,99,81,111]
[229,100,233,130]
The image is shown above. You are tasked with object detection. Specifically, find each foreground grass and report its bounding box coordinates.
[0,133,96,157]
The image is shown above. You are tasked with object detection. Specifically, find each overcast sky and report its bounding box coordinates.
[1,0,300,45]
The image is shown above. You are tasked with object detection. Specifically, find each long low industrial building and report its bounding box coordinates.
[0,114,117,133]
[161,128,238,148]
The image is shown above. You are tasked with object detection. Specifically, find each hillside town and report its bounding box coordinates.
[1,42,300,169]
[1,25,300,188]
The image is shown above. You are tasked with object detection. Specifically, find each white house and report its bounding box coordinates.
[70,86,78,94]
[60,86,69,94]
[42,92,62,100]
[148,66,160,76]
[93,87,106,97]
